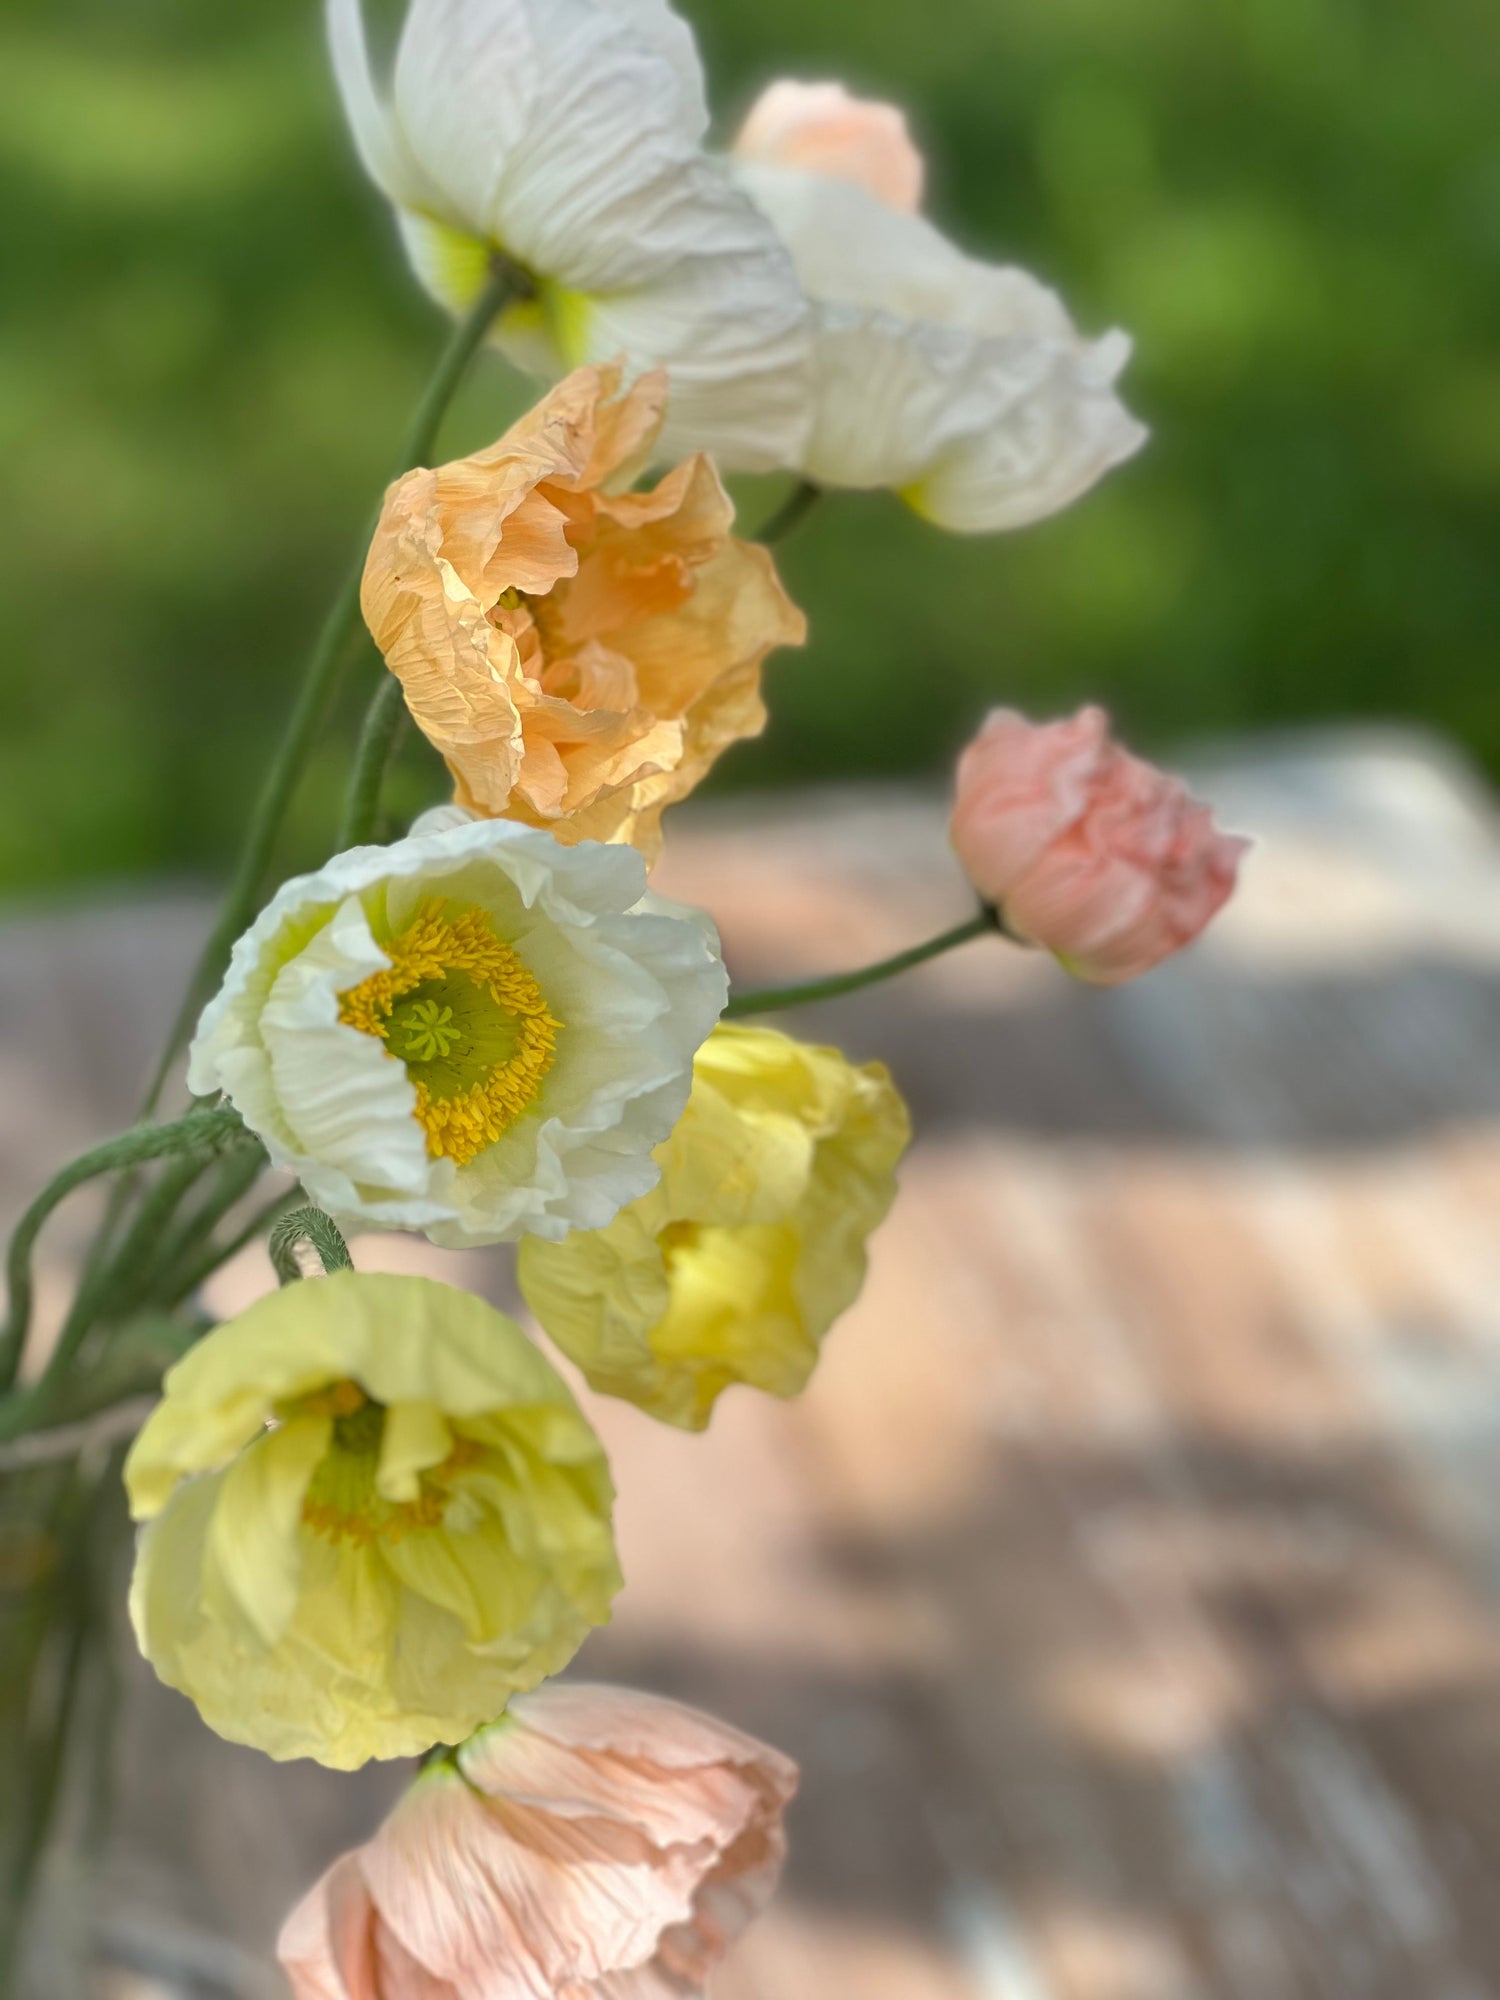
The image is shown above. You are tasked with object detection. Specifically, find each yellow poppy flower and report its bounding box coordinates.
[126,1271,620,1769]
[518,1025,910,1430]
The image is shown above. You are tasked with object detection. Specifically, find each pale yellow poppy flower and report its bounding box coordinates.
[126,1272,621,1768]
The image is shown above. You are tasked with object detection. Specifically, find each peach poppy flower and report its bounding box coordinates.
[362,363,806,862]
[277,1682,798,1998]
[735,79,924,214]
[951,706,1249,984]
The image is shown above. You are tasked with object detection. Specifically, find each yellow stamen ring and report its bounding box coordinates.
[339,901,561,1167]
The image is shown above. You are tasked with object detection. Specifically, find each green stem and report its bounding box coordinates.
[137,1145,268,1300]
[724,909,1000,1019]
[268,1207,354,1285]
[158,1185,302,1310]
[0,1109,243,1398]
[338,671,409,850]
[757,479,822,546]
[141,259,520,1116]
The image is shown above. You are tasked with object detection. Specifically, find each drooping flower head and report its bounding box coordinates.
[732,80,1146,532]
[187,818,726,1246]
[327,0,812,470]
[519,1024,911,1430]
[126,1273,621,1768]
[363,365,806,860]
[278,1681,797,1995]
[951,705,1249,984]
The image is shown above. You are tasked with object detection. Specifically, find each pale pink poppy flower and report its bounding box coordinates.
[277,1683,798,1998]
[951,706,1249,985]
[735,79,925,214]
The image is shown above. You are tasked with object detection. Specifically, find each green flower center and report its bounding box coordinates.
[340,901,561,1166]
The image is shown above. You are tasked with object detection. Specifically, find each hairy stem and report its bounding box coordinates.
[269,1207,354,1285]
[0,1108,243,1401]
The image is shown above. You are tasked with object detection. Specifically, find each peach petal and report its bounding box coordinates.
[735,79,925,214]
[362,364,805,865]
[279,1685,797,2000]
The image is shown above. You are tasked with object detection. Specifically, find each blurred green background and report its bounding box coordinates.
[0,0,1495,898]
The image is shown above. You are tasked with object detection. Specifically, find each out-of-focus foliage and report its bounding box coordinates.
[0,0,1495,896]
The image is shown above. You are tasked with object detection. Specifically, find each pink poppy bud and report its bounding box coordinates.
[950,706,1248,985]
[734,79,925,214]
[278,1683,798,1998]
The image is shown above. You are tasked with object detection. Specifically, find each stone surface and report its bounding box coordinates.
[6,729,1500,1997]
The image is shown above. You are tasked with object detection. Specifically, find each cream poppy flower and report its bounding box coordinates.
[362,364,806,861]
[127,1273,620,1768]
[327,0,812,470]
[279,1683,797,1993]
[186,819,726,1246]
[732,83,1146,532]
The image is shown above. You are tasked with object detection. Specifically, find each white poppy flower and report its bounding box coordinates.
[327,0,812,471]
[732,83,1147,533]
[187,820,727,1247]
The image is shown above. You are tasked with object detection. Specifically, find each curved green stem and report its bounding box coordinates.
[141,260,520,1115]
[338,671,409,850]
[268,1207,354,1285]
[0,1108,243,1396]
[724,909,1001,1019]
[160,1185,302,1310]
[757,479,822,546]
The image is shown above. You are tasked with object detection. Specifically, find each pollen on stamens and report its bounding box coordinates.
[339,902,562,1168]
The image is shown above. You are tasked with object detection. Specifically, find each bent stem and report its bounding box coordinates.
[0,1109,244,1402]
[268,1208,354,1286]
[724,909,1002,1019]
[141,259,521,1115]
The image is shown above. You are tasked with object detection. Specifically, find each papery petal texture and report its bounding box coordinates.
[362,365,805,865]
[278,1682,797,1996]
[126,1273,621,1768]
[519,1024,911,1429]
[951,705,1250,983]
[187,818,726,1246]
[328,0,813,470]
[731,128,1146,528]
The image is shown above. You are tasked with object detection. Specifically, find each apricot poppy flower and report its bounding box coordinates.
[362,364,806,862]
[277,1682,798,1996]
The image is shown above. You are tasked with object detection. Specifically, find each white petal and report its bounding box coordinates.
[378,0,812,473]
[429,891,726,1247]
[325,0,447,216]
[913,331,1148,534]
[803,307,1146,531]
[261,896,435,1198]
[735,160,1146,519]
[392,0,705,268]
[194,822,725,1249]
